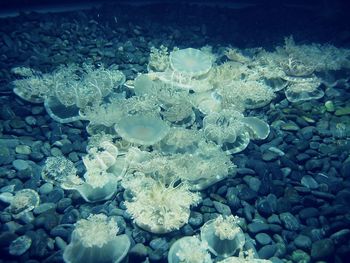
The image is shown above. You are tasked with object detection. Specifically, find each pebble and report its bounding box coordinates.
[0,147,13,165]
[247,222,270,234]
[129,243,148,261]
[301,175,319,189]
[60,209,80,224]
[56,198,72,213]
[46,188,64,203]
[50,225,71,240]
[291,249,311,263]
[311,238,335,260]
[294,234,312,250]
[33,203,56,214]
[213,201,231,215]
[29,229,49,258]
[299,207,319,220]
[132,228,151,244]
[12,159,30,171]
[15,145,32,155]
[279,212,300,231]
[39,183,53,195]
[258,244,277,259]
[9,235,32,256]
[255,233,272,245]
[188,211,203,227]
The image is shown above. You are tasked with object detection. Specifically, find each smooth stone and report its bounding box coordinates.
[129,243,148,261]
[335,107,350,116]
[267,214,281,224]
[296,153,310,162]
[9,119,26,129]
[299,207,319,220]
[42,212,59,231]
[226,188,240,209]
[56,198,72,213]
[60,209,79,224]
[149,237,169,261]
[25,116,37,126]
[291,249,311,263]
[15,145,32,155]
[9,235,32,256]
[33,203,56,214]
[247,222,270,234]
[188,211,203,227]
[294,234,312,250]
[0,147,13,165]
[258,244,277,259]
[12,159,30,171]
[132,228,152,244]
[55,236,67,250]
[299,126,315,140]
[281,122,299,131]
[311,239,335,260]
[149,237,169,252]
[38,183,53,195]
[305,159,323,171]
[330,229,350,244]
[301,175,319,189]
[50,225,71,240]
[238,187,258,201]
[46,188,64,203]
[29,229,49,258]
[279,212,300,231]
[181,224,194,236]
[257,199,274,217]
[213,201,231,215]
[247,177,261,192]
[255,233,272,245]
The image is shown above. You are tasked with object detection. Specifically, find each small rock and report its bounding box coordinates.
[213,201,231,215]
[280,212,300,231]
[294,234,312,250]
[258,244,277,259]
[291,249,311,263]
[301,175,319,189]
[311,238,335,260]
[255,233,272,245]
[9,235,32,256]
[247,222,270,234]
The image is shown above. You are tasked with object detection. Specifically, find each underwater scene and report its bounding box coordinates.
[0,0,350,262]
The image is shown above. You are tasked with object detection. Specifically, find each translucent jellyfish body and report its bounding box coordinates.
[41,156,82,190]
[203,109,270,154]
[281,58,324,102]
[203,109,244,145]
[9,189,40,218]
[153,48,214,92]
[125,178,200,234]
[74,170,119,203]
[284,78,324,103]
[63,214,130,263]
[201,215,245,258]
[203,109,250,154]
[83,141,119,171]
[170,48,213,77]
[114,114,170,146]
[173,143,235,190]
[155,127,205,154]
[168,236,212,263]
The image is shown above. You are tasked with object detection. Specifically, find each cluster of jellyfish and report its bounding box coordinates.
[6,37,350,262]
